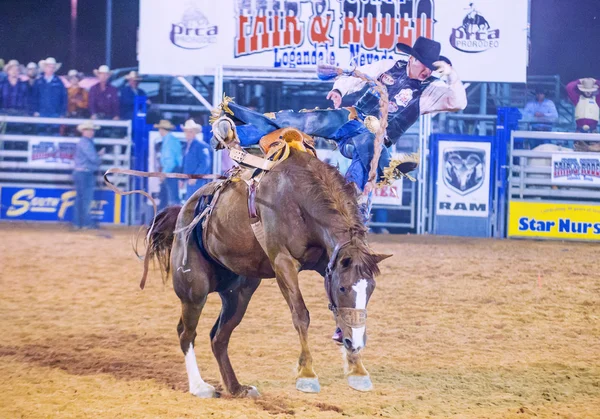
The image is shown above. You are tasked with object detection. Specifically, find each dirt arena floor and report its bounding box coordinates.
[1,223,599,419]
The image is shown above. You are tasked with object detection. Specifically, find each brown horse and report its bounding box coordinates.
[145,145,390,398]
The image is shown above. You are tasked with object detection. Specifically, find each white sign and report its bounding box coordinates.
[28,138,77,169]
[436,140,491,217]
[433,0,528,83]
[552,152,600,186]
[139,0,527,83]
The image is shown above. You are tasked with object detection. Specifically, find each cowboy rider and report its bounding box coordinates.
[212,37,467,192]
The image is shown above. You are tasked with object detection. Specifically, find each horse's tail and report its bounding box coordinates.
[138,205,182,289]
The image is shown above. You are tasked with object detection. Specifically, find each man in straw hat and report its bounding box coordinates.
[566,78,600,133]
[73,121,105,230]
[67,71,89,118]
[181,119,212,200]
[154,119,183,208]
[212,37,467,190]
[31,57,67,117]
[0,60,29,115]
[89,65,119,120]
[120,71,147,120]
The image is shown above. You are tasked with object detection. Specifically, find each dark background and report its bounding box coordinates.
[0,0,598,84]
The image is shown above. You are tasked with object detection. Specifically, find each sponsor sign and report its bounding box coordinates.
[433,0,528,82]
[140,0,433,74]
[508,201,600,241]
[0,186,124,224]
[140,0,527,83]
[28,139,77,168]
[551,153,600,186]
[436,140,491,217]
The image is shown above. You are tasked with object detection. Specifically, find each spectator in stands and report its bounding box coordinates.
[73,122,105,230]
[0,59,6,83]
[32,57,67,117]
[566,78,600,133]
[181,119,212,200]
[120,71,146,120]
[67,71,89,118]
[26,62,39,82]
[523,88,558,131]
[0,60,29,114]
[154,119,182,208]
[89,65,119,120]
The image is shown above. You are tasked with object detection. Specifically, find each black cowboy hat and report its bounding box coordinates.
[396,37,447,70]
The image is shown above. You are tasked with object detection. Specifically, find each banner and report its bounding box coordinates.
[435,140,491,217]
[28,138,77,168]
[508,201,600,241]
[0,186,124,224]
[433,0,528,83]
[551,152,600,186]
[139,0,527,83]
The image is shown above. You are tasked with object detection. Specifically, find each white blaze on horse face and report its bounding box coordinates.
[351,279,368,349]
[185,343,215,397]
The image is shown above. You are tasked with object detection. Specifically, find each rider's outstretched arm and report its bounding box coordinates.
[419,63,468,114]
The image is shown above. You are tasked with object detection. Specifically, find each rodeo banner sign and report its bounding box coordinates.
[435,140,491,218]
[139,0,528,83]
[508,201,600,241]
[0,186,125,224]
[551,153,600,186]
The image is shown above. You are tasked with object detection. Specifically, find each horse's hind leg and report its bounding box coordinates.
[178,300,217,398]
[210,277,261,398]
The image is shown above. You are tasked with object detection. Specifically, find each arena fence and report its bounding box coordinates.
[0,116,131,225]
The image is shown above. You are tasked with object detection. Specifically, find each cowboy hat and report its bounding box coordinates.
[67,69,78,77]
[396,37,444,71]
[77,121,100,132]
[26,62,38,70]
[125,71,142,81]
[3,60,20,73]
[154,119,175,130]
[40,57,62,70]
[578,78,599,94]
[181,119,202,131]
[93,65,112,76]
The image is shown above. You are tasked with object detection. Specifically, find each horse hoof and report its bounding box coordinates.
[190,383,217,398]
[348,375,373,392]
[296,377,321,393]
[244,386,260,398]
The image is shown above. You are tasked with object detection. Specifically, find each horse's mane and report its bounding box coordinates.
[285,150,380,277]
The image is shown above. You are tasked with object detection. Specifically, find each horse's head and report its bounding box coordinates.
[326,242,391,353]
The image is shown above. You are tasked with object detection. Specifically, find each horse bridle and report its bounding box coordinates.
[324,241,368,329]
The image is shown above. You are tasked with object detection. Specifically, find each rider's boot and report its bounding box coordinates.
[210,116,239,150]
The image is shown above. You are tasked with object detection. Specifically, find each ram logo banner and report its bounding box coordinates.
[0,187,123,224]
[508,201,600,241]
[551,153,600,186]
[436,140,491,217]
[170,1,218,49]
[442,148,486,195]
[450,2,500,53]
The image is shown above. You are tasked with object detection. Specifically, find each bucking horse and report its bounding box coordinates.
[106,68,396,398]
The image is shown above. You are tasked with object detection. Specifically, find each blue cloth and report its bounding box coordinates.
[32,75,67,116]
[73,171,95,228]
[74,136,101,172]
[163,178,180,208]
[119,85,146,120]
[183,139,212,199]
[0,79,29,113]
[159,133,183,173]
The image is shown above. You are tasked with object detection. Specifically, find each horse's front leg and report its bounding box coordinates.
[343,349,373,392]
[273,254,320,393]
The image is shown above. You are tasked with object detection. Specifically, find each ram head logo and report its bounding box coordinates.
[443,148,486,195]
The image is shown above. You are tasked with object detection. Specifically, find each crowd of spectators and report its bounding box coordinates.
[0,57,146,120]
